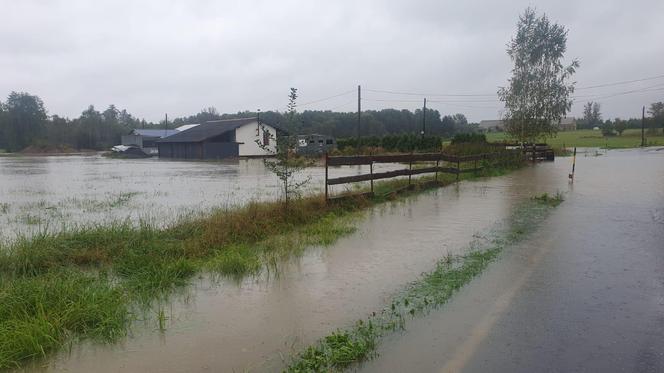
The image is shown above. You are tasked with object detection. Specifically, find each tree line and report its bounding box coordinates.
[579,101,664,135]
[171,108,477,138]
[0,92,148,152]
[0,91,479,152]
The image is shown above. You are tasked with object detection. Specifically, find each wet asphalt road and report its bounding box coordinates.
[359,148,664,373]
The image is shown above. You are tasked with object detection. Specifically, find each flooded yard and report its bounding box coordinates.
[0,154,398,241]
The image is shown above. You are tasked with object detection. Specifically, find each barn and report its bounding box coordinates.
[156,117,279,159]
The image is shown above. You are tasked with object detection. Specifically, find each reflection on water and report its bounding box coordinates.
[14,148,584,373]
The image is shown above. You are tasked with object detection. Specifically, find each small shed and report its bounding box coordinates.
[157,117,279,159]
[296,134,336,155]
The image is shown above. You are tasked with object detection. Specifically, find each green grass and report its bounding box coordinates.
[486,129,664,149]
[0,152,525,369]
[0,270,129,368]
[284,193,563,372]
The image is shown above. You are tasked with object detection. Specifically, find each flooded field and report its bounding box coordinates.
[14,151,573,373]
[0,154,399,241]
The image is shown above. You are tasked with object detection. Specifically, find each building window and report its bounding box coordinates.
[325,139,333,145]
[263,130,270,146]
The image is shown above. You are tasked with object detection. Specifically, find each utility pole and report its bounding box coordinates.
[164,113,168,138]
[257,109,261,135]
[421,98,427,139]
[357,85,361,149]
[641,106,645,147]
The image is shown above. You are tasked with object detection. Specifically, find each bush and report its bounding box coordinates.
[337,134,443,153]
[450,133,487,145]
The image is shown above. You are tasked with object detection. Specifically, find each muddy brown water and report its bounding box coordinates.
[11,150,580,373]
[0,154,401,241]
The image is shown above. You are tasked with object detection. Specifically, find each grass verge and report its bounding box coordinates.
[284,192,563,372]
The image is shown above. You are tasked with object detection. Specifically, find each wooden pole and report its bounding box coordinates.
[572,147,576,176]
[408,151,413,185]
[456,159,460,182]
[357,85,361,151]
[370,157,374,194]
[421,98,426,139]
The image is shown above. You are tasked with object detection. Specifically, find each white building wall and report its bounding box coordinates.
[235,121,278,156]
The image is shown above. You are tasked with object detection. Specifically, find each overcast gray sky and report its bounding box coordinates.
[1,0,663,122]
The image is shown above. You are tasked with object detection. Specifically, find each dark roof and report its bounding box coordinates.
[157,117,257,143]
[133,129,179,138]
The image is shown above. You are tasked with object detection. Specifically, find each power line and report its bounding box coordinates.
[298,89,355,107]
[365,88,497,97]
[576,74,664,90]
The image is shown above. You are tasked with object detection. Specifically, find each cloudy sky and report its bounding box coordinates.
[1,0,663,122]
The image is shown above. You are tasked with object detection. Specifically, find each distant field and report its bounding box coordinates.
[485,129,664,148]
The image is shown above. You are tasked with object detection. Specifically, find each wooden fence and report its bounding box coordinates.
[324,150,521,200]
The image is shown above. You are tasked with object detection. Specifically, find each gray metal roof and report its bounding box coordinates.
[133,129,180,138]
[157,117,257,143]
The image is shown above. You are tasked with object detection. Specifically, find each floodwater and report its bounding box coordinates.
[358,147,664,373]
[14,151,577,373]
[0,154,400,241]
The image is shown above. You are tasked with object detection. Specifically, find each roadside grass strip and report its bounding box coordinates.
[284,193,562,372]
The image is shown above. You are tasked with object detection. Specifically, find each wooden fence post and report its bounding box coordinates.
[408,151,413,185]
[369,155,374,195]
[456,158,460,182]
[325,152,329,201]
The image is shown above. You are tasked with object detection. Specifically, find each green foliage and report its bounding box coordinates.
[498,7,579,143]
[337,133,443,153]
[613,119,627,135]
[0,271,128,369]
[206,244,262,277]
[601,120,615,136]
[0,92,47,152]
[450,133,487,145]
[258,88,315,207]
[531,191,564,206]
[583,102,602,128]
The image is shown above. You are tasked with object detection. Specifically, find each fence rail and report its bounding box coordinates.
[324,151,521,200]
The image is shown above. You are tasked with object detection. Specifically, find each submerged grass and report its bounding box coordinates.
[0,155,525,369]
[284,193,563,372]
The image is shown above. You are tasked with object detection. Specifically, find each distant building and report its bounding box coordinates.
[478,120,505,132]
[557,117,577,131]
[478,117,577,132]
[121,129,179,155]
[296,134,336,155]
[156,117,282,159]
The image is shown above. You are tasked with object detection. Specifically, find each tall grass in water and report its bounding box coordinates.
[0,196,367,368]
[0,271,128,368]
